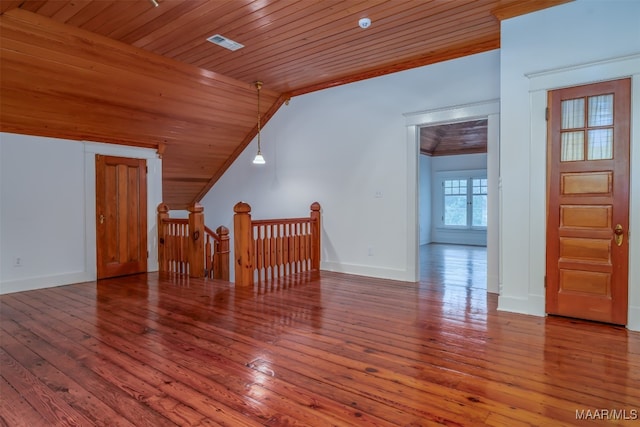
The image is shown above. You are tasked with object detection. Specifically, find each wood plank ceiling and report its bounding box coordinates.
[420,120,488,156]
[0,0,571,209]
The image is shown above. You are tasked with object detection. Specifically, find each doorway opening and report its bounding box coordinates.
[405,100,500,293]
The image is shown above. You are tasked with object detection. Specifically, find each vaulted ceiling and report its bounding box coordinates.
[0,0,570,209]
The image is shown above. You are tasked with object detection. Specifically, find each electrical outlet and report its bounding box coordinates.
[374,190,383,198]
[13,257,23,267]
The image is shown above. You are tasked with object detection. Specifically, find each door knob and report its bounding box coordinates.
[99,214,105,224]
[614,224,624,246]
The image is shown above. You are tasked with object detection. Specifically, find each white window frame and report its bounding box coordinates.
[436,169,487,230]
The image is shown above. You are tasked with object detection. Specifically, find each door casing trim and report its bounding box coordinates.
[83,142,161,280]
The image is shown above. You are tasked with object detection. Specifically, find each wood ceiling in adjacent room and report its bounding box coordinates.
[0,0,571,208]
[420,120,488,156]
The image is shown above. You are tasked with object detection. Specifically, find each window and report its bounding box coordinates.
[442,177,487,228]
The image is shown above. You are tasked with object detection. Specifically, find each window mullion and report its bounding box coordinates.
[466,178,473,229]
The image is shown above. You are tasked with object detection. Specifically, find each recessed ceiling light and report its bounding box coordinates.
[206,34,244,51]
[358,17,371,29]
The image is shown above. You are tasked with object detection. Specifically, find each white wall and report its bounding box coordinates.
[0,133,162,294]
[499,0,640,330]
[430,153,487,246]
[201,50,500,282]
[419,154,432,245]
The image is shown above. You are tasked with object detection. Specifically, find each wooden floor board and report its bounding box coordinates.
[1,296,183,426]
[1,244,639,426]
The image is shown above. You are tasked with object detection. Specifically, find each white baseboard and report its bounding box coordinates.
[499,294,640,331]
[487,273,499,294]
[0,271,93,295]
[321,261,411,282]
[497,294,544,317]
[527,294,546,316]
[627,305,640,332]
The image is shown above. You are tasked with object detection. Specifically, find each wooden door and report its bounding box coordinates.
[546,78,630,325]
[96,155,148,279]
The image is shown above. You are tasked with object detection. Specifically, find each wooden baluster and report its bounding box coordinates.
[270,224,276,280]
[216,226,230,281]
[294,223,300,273]
[184,223,189,274]
[175,223,180,273]
[284,223,291,275]
[171,223,175,273]
[261,225,267,281]
[188,203,205,278]
[310,202,321,271]
[275,224,282,277]
[303,221,310,271]
[169,223,174,273]
[307,221,312,270]
[167,223,172,273]
[289,223,294,274]
[234,202,253,287]
[302,221,306,269]
[177,223,182,274]
[264,225,268,281]
[306,221,312,270]
[300,222,305,271]
[169,223,175,273]
[175,224,179,273]
[265,225,271,280]
[157,203,169,274]
[292,222,297,273]
[181,223,187,274]
[205,234,212,278]
[257,225,264,282]
[293,222,298,273]
[178,223,183,274]
[253,228,258,282]
[179,223,183,273]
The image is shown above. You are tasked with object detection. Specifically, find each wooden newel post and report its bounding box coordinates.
[188,203,205,278]
[157,203,170,273]
[310,202,321,271]
[234,202,253,287]
[216,226,230,281]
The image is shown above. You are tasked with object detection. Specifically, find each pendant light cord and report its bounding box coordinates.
[256,81,262,152]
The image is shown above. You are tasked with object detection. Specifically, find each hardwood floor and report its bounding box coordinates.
[420,243,487,289]
[1,244,639,426]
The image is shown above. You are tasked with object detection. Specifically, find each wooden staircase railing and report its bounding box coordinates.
[157,216,189,275]
[234,202,321,286]
[157,203,229,280]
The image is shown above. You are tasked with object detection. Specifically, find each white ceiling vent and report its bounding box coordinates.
[206,34,244,51]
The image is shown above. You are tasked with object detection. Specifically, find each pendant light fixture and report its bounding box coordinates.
[252,81,266,165]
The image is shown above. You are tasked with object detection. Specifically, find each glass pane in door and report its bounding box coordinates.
[587,128,613,160]
[561,131,584,161]
[561,98,585,129]
[588,94,613,126]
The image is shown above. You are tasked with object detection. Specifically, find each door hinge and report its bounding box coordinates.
[545,107,549,121]
[147,250,149,258]
[544,276,547,288]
